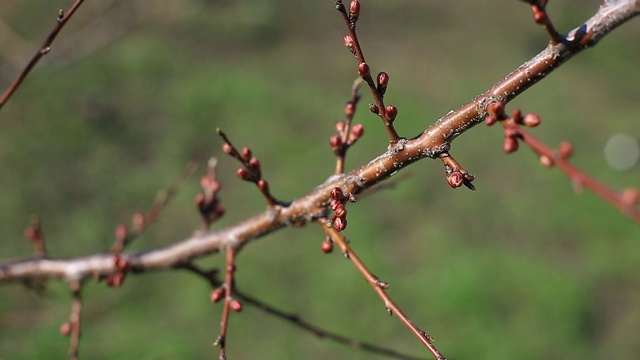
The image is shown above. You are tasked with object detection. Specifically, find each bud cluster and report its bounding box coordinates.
[484,101,542,154]
[325,187,349,232]
[106,255,128,288]
[196,159,225,228]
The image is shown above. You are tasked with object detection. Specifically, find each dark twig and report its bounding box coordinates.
[217,128,279,207]
[214,246,241,360]
[335,0,401,144]
[197,158,225,230]
[319,220,446,360]
[58,280,83,360]
[179,263,421,360]
[486,100,640,223]
[0,0,85,111]
[331,79,365,174]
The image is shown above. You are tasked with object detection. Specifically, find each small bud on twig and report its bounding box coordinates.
[357,62,370,77]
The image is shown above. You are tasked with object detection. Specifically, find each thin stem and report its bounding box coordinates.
[68,280,83,360]
[336,1,400,144]
[319,220,446,360]
[0,0,85,111]
[112,162,198,253]
[516,128,640,222]
[216,246,237,360]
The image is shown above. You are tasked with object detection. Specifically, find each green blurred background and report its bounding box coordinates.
[1,1,639,359]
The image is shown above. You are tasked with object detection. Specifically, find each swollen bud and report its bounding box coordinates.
[350,123,364,141]
[385,105,398,122]
[210,288,224,303]
[523,113,541,127]
[229,299,243,312]
[321,240,334,253]
[343,35,356,54]
[539,154,554,168]
[329,135,342,149]
[333,216,347,232]
[349,0,361,22]
[376,72,389,96]
[503,137,519,153]
[447,172,464,188]
[558,141,573,159]
[357,62,370,77]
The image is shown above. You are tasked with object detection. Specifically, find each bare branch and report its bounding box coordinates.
[1,1,638,285]
[0,0,85,111]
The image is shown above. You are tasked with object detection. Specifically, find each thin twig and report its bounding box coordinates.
[516,127,640,222]
[179,263,422,360]
[68,280,83,360]
[0,0,86,111]
[112,161,199,253]
[215,246,239,360]
[319,219,446,360]
[335,0,400,144]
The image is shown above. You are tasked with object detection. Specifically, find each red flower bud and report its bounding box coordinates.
[539,155,554,167]
[241,147,252,160]
[357,62,370,77]
[447,172,464,188]
[344,102,356,118]
[349,0,361,22]
[533,9,547,24]
[487,101,504,117]
[377,72,389,87]
[523,113,541,127]
[236,168,250,180]
[321,240,333,253]
[511,109,523,123]
[329,135,342,149]
[558,141,573,159]
[330,187,345,200]
[333,216,347,232]
[335,120,346,132]
[60,322,71,336]
[350,123,364,140]
[376,72,389,95]
[222,143,233,154]
[248,157,260,170]
[385,105,398,122]
[210,288,224,303]
[226,263,236,273]
[258,179,269,193]
[621,188,639,205]
[343,35,355,53]
[503,137,519,153]
[330,199,342,211]
[334,205,347,218]
[484,115,497,126]
[229,299,243,312]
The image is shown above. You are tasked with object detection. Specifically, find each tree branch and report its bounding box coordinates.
[1,0,638,283]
